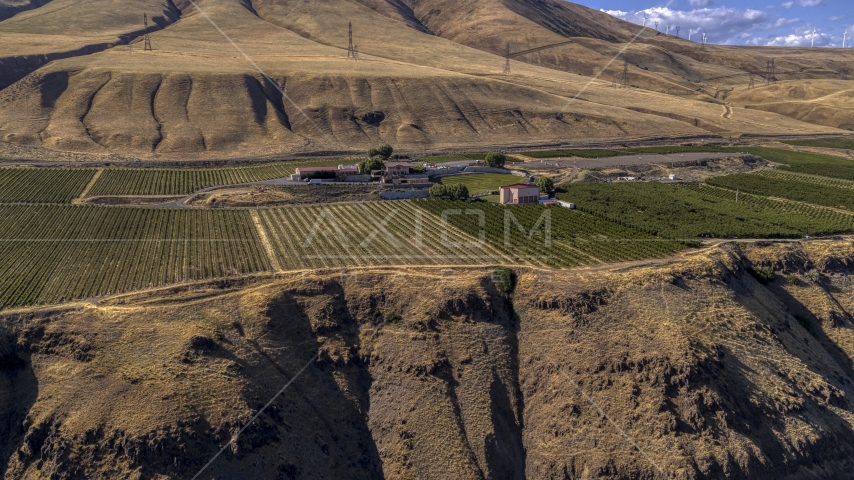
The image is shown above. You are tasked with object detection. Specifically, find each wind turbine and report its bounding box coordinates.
[643,12,648,28]
[811,28,817,47]
[688,29,693,41]
[702,31,707,45]
[655,21,659,32]
[843,31,847,49]
[666,24,671,36]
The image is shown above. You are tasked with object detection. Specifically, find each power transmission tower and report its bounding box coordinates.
[765,60,775,86]
[347,22,357,60]
[143,13,152,51]
[675,26,680,38]
[748,73,755,89]
[503,43,511,75]
[620,61,630,89]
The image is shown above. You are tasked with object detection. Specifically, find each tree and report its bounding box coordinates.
[429,184,448,198]
[484,152,507,168]
[359,157,385,174]
[429,183,469,200]
[368,144,394,160]
[450,184,469,200]
[492,267,517,294]
[535,176,554,194]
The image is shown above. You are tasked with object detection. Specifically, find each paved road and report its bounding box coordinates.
[527,152,748,169]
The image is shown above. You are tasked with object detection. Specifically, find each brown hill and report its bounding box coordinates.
[0,0,852,160]
[3,241,854,478]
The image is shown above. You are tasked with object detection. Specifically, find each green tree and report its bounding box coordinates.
[484,152,507,168]
[451,184,469,200]
[359,157,385,174]
[368,144,394,160]
[429,184,447,198]
[493,267,517,294]
[429,183,468,200]
[535,176,554,194]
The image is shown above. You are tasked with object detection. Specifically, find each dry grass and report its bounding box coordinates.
[3,241,854,478]
[0,0,852,159]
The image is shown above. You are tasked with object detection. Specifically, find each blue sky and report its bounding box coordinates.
[576,0,853,47]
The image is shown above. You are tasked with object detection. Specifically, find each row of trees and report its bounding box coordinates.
[429,184,469,200]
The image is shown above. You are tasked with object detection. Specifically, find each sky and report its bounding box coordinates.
[576,0,853,47]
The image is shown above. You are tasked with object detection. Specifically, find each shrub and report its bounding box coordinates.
[805,269,821,283]
[749,266,775,284]
[484,152,507,168]
[368,144,394,160]
[493,266,517,294]
[787,274,800,286]
[384,313,403,325]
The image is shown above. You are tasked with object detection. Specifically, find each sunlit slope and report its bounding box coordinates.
[728,80,854,131]
[0,0,712,157]
[0,0,850,159]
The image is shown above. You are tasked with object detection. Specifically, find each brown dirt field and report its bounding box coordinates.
[189,184,383,207]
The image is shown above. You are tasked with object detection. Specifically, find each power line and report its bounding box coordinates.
[347,21,358,60]
[765,59,775,86]
[143,13,152,51]
[620,60,630,89]
[503,42,511,75]
[501,40,575,75]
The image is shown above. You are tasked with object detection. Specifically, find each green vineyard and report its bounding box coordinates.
[87,160,346,196]
[0,168,96,203]
[414,200,688,267]
[730,146,854,181]
[751,169,854,190]
[0,205,270,308]
[706,172,854,211]
[781,137,854,150]
[557,182,854,239]
[257,202,508,270]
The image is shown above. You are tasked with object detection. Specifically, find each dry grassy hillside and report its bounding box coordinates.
[0,0,852,159]
[2,241,854,478]
[727,80,854,131]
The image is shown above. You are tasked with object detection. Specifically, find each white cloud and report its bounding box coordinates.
[781,1,794,8]
[744,24,852,47]
[689,0,713,7]
[610,6,776,44]
[798,0,824,6]
[762,28,829,46]
[601,9,628,17]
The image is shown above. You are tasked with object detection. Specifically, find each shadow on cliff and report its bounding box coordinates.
[716,273,854,478]
[0,333,38,478]
[198,281,384,479]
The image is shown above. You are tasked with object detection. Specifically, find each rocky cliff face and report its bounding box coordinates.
[2,241,854,479]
